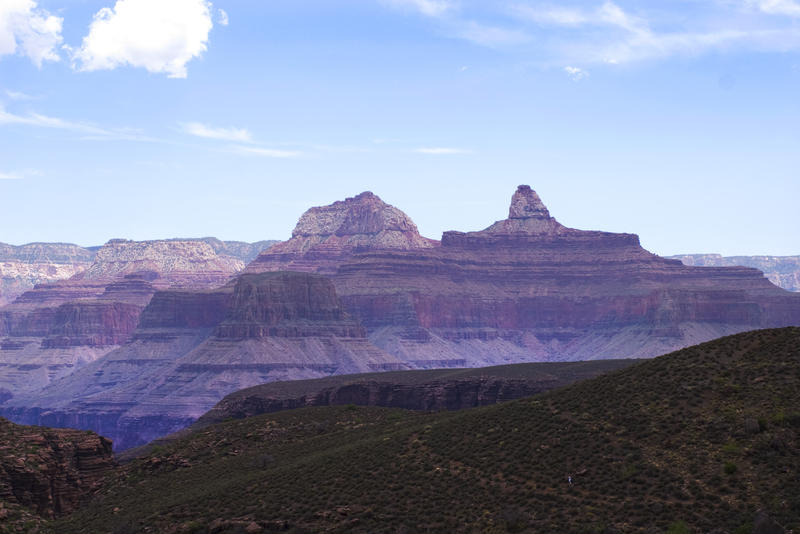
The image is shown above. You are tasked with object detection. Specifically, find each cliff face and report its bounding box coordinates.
[3,272,405,450]
[246,192,437,274]
[330,186,800,365]
[0,240,247,399]
[196,359,636,427]
[0,417,113,519]
[670,254,800,292]
[0,242,94,306]
[81,239,245,287]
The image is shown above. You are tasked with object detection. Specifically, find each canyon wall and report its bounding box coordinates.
[3,272,405,450]
[670,254,800,292]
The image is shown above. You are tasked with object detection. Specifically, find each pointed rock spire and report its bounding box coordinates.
[508,185,551,220]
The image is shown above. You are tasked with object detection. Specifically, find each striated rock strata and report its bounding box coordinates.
[0,242,94,306]
[326,185,800,365]
[670,254,800,292]
[0,240,246,398]
[196,359,636,427]
[246,191,437,274]
[3,272,404,450]
[0,417,113,519]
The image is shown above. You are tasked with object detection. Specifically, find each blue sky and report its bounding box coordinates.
[0,0,798,256]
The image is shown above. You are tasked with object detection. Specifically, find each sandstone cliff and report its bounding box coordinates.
[0,417,113,521]
[246,191,437,274]
[0,242,94,306]
[670,254,800,292]
[3,272,405,450]
[329,185,800,365]
[0,239,248,399]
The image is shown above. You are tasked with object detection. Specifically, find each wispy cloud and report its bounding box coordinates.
[415,147,470,155]
[564,66,589,80]
[0,171,23,180]
[217,8,229,26]
[0,104,159,142]
[232,145,303,158]
[381,0,800,65]
[181,122,252,142]
[4,89,37,101]
[749,0,800,17]
[450,20,531,47]
[383,0,454,17]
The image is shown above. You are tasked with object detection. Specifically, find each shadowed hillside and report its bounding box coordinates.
[56,328,800,533]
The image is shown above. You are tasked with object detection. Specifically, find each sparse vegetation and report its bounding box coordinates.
[36,327,800,532]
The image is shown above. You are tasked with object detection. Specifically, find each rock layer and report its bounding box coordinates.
[0,417,113,518]
[3,272,405,450]
[0,240,247,398]
[0,242,94,306]
[670,254,800,292]
[196,359,636,427]
[328,186,800,365]
[247,191,437,274]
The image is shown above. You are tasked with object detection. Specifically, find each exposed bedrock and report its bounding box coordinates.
[197,359,636,427]
[328,185,800,364]
[3,272,404,450]
[0,417,114,518]
[246,191,437,274]
[0,239,249,397]
[670,253,800,292]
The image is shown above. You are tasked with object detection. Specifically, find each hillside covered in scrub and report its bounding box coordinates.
[56,328,800,533]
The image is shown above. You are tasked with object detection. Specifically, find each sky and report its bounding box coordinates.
[0,0,798,256]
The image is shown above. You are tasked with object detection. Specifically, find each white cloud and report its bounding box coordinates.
[0,171,23,180]
[564,66,589,80]
[73,0,214,78]
[232,145,303,158]
[181,122,251,142]
[217,8,229,26]
[384,0,454,17]
[415,147,470,154]
[0,0,63,66]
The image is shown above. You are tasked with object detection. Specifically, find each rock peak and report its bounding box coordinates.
[508,185,550,220]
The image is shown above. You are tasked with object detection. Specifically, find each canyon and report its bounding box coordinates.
[2,271,405,450]
[250,185,800,365]
[0,238,273,401]
[2,186,800,450]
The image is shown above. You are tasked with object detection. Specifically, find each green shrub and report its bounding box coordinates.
[667,520,690,534]
[724,462,737,475]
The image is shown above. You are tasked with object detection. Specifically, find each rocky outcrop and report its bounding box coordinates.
[0,242,94,306]
[0,417,113,518]
[670,254,800,292]
[81,239,245,287]
[328,185,800,365]
[0,240,249,398]
[246,191,437,274]
[196,359,636,427]
[192,237,278,264]
[3,272,405,450]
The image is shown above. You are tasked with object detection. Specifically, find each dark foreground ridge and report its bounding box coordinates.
[54,327,800,533]
[195,359,636,427]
